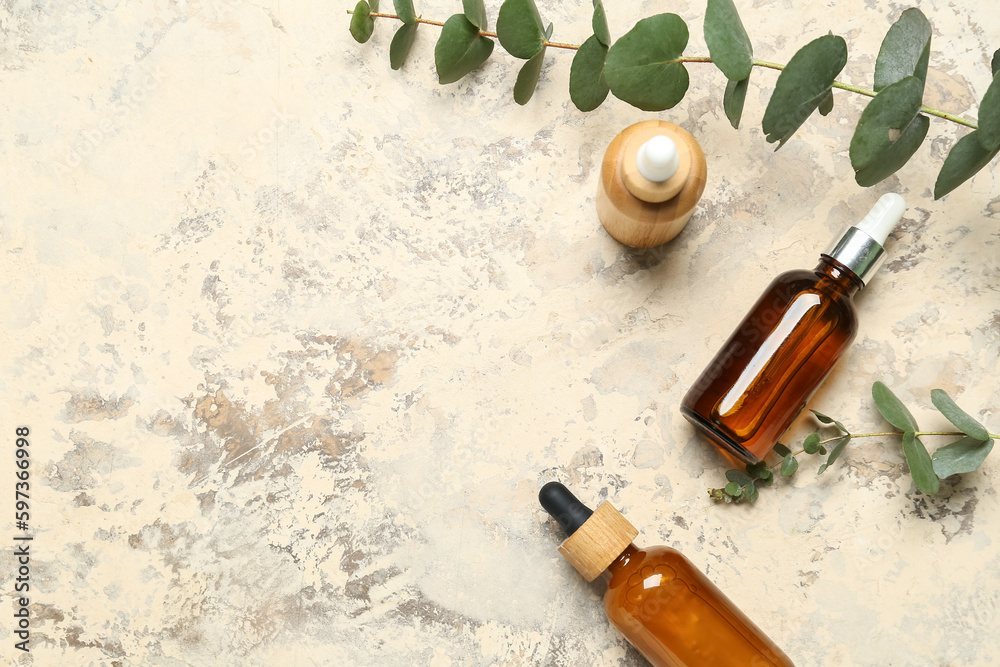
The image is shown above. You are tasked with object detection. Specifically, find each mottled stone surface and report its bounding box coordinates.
[1,1,999,665]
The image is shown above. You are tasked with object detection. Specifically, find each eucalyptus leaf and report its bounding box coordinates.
[725,481,741,496]
[747,461,768,478]
[818,435,851,474]
[394,0,415,24]
[993,48,1000,76]
[902,431,940,494]
[746,480,759,503]
[811,410,835,424]
[855,116,928,186]
[604,14,690,112]
[726,469,753,486]
[873,8,931,92]
[803,432,821,454]
[849,76,929,186]
[569,35,610,112]
[818,89,834,116]
[781,454,799,476]
[704,0,753,81]
[724,75,749,129]
[350,0,375,43]
[773,443,792,457]
[872,381,920,432]
[934,129,1000,199]
[513,48,546,104]
[390,22,419,69]
[544,22,553,40]
[932,436,995,478]
[930,388,990,441]
[435,14,495,85]
[497,0,545,59]
[592,0,610,47]
[463,0,488,30]
[762,34,848,148]
[977,71,1000,151]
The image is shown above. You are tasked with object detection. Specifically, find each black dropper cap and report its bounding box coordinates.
[539,481,594,536]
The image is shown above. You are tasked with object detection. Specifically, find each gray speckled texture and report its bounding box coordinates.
[1,1,999,665]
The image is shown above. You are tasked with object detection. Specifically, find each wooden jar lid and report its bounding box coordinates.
[558,502,639,582]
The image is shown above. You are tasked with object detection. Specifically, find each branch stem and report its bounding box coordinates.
[348,10,980,130]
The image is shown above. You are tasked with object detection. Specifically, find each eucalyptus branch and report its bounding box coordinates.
[711,384,997,505]
[349,1,1000,198]
[349,9,980,130]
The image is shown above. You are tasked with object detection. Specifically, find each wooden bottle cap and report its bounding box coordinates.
[558,501,639,582]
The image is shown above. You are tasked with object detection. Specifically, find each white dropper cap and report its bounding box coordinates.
[636,135,680,182]
[825,193,906,286]
[854,193,906,245]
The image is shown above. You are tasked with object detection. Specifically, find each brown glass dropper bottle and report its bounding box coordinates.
[539,481,794,667]
[681,193,906,465]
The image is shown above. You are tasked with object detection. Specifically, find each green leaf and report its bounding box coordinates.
[514,48,546,104]
[902,431,940,494]
[762,34,848,148]
[872,381,920,432]
[932,436,995,478]
[724,75,749,129]
[773,443,792,457]
[930,389,990,442]
[811,410,834,424]
[350,0,375,43]
[389,22,419,70]
[934,130,1000,199]
[849,76,929,186]
[781,455,799,477]
[605,14,690,112]
[544,22,553,40]
[394,0,415,24]
[818,435,851,474]
[496,0,545,59]
[818,89,834,116]
[745,480,759,503]
[977,72,1000,151]
[726,469,752,486]
[873,8,931,92]
[993,48,1000,76]
[569,35,610,112]
[435,15,495,85]
[463,0,488,30]
[592,0,610,47]
[747,461,768,478]
[724,481,741,496]
[704,0,753,81]
[803,432,821,454]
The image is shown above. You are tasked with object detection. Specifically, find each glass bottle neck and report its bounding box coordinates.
[601,543,641,582]
[815,256,864,298]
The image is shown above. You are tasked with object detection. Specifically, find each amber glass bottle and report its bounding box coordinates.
[539,482,794,667]
[681,194,906,465]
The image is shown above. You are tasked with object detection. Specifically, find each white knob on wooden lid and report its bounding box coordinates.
[636,135,680,182]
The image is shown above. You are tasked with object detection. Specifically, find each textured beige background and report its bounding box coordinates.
[1,0,999,665]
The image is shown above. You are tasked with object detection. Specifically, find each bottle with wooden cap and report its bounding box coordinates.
[595,120,708,248]
[539,481,794,667]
